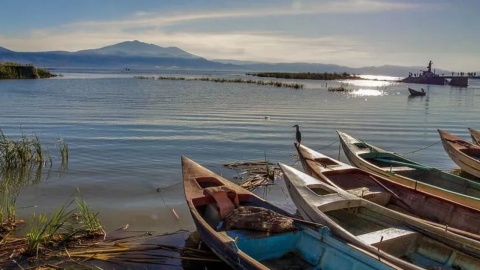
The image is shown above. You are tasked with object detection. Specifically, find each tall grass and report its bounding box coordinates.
[26,200,75,256]
[25,191,104,256]
[57,137,68,165]
[0,130,51,169]
[75,189,102,232]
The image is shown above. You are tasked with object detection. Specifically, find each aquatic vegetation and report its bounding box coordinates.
[0,130,69,234]
[248,72,360,80]
[224,159,281,191]
[328,85,350,92]
[135,76,304,89]
[75,189,102,232]
[57,137,68,165]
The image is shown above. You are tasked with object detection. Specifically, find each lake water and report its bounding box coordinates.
[1,68,479,268]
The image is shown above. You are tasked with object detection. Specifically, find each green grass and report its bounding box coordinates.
[26,200,75,256]
[75,189,102,232]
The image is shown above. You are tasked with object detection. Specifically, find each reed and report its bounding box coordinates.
[137,76,304,89]
[57,137,69,165]
[327,85,350,92]
[75,189,102,232]
[0,130,52,169]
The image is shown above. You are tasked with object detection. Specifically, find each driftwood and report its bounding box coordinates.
[223,161,282,191]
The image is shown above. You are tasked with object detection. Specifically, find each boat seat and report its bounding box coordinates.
[346,187,391,206]
[203,186,239,218]
[383,166,416,172]
[357,225,419,246]
[317,194,363,212]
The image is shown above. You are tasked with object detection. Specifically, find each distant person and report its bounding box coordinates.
[421,88,425,93]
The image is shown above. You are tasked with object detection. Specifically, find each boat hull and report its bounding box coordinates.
[280,163,480,270]
[294,142,480,236]
[337,131,480,210]
[468,127,480,146]
[438,129,480,179]
[182,156,397,270]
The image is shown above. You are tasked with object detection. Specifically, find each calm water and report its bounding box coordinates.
[1,68,479,267]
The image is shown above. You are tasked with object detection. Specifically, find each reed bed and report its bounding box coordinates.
[0,130,69,233]
[248,71,360,80]
[135,76,304,89]
[327,85,350,92]
[1,230,221,269]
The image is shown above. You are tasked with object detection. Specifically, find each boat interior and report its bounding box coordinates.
[304,184,480,269]
[357,152,480,196]
[460,146,480,160]
[191,176,383,270]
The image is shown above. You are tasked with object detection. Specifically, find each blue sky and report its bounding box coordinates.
[1,0,479,71]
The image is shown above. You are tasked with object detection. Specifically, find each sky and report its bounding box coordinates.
[0,0,479,71]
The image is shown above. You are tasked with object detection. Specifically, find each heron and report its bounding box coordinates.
[292,124,301,144]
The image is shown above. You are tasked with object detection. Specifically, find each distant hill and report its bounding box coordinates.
[0,46,13,53]
[0,40,458,76]
[76,40,199,59]
[0,40,230,69]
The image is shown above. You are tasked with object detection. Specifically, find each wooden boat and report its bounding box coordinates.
[337,130,480,210]
[408,87,425,96]
[280,162,480,270]
[181,156,398,270]
[294,142,480,236]
[468,127,480,146]
[438,129,480,179]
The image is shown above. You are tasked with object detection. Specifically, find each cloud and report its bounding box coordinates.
[0,0,422,66]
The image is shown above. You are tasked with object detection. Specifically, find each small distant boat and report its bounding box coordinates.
[438,129,480,179]
[181,156,398,270]
[408,87,426,96]
[280,162,480,270]
[468,127,480,146]
[294,142,480,237]
[337,130,480,210]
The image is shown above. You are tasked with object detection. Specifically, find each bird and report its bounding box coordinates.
[292,124,301,144]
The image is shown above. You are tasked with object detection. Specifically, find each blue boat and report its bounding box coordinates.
[182,156,398,270]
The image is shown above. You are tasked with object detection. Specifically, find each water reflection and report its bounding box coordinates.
[349,89,385,97]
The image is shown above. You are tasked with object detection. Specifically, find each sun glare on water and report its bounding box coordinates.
[349,89,385,96]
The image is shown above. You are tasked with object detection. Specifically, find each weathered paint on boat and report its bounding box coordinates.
[337,130,480,210]
[294,142,480,237]
[438,129,480,179]
[280,162,480,270]
[182,156,398,270]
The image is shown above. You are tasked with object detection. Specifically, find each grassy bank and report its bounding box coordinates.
[0,62,57,79]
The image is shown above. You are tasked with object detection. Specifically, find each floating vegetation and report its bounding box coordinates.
[134,76,304,89]
[224,160,282,191]
[248,72,360,80]
[328,85,351,92]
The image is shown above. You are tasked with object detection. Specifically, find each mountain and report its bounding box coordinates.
[0,41,458,76]
[0,40,230,69]
[0,46,13,53]
[76,40,199,59]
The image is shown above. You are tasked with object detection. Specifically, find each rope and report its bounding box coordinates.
[401,140,441,155]
[316,140,339,151]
